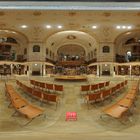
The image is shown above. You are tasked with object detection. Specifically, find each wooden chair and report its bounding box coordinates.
[39,82,45,91]
[34,81,40,89]
[101,89,111,101]
[90,84,99,92]
[43,93,60,110]
[85,91,102,109]
[117,98,133,109]
[101,104,128,119]
[120,82,125,90]
[5,83,44,125]
[45,83,54,93]
[81,85,90,96]
[54,84,64,96]
[124,80,128,86]
[98,83,105,90]
[17,104,44,125]
[105,81,110,88]
[30,80,35,88]
[32,89,44,102]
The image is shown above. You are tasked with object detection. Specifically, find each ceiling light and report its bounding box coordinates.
[46,25,51,29]
[116,26,121,29]
[127,26,132,29]
[92,25,97,29]
[122,26,126,29]
[57,25,62,29]
[21,25,27,28]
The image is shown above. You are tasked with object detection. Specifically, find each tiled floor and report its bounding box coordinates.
[0,75,140,140]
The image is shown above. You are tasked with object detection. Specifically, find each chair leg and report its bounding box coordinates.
[23,118,34,126]
[11,110,18,117]
[8,102,12,108]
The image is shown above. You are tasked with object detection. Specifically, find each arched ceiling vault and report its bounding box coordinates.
[115,29,140,46]
[45,30,99,54]
[0,29,29,46]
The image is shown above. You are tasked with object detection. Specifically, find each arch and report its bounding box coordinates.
[114,30,140,62]
[45,30,99,50]
[55,42,87,55]
[45,30,99,61]
[0,29,29,61]
[114,29,140,45]
[0,29,29,45]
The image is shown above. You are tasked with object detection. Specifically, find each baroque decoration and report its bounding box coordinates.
[67,35,76,40]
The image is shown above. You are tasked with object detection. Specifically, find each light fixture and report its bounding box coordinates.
[46,25,51,29]
[116,25,121,29]
[57,25,62,29]
[21,25,27,28]
[127,26,132,29]
[122,26,126,29]
[35,64,38,66]
[116,25,132,30]
[92,25,97,29]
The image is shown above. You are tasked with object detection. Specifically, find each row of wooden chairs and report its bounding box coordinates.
[100,81,139,123]
[16,80,60,110]
[5,83,44,125]
[81,81,110,95]
[85,80,128,109]
[30,79,64,96]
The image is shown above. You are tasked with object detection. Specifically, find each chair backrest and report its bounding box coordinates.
[120,82,124,88]
[111,86,116,93]
[124,80,128,86]
[116,83,121,91]
[105,81,110,87]
[99,83,104,89]
[16,80,20,86]
[40,82,45,88]
[30,80,35,85]
[32,89,43,100]
[43,93,57,102]
[91,84,99,91]
[34,81,40,87]
[46,83,54,90]
[26,86,33,95]
[81,85,90,91]
[88,93,100,101]
[101,89,111,99]
[54,84,63,91]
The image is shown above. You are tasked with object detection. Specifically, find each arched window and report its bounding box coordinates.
[103,46,110,53]
[33,45,40,52]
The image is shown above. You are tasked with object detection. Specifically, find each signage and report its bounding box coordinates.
[66,112,77,121]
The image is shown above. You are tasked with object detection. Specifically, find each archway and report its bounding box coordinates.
[0,29,28,61]
[115,30,140,62]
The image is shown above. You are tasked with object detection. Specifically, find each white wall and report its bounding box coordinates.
[28,42,45,61]
[97,42,114,62]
